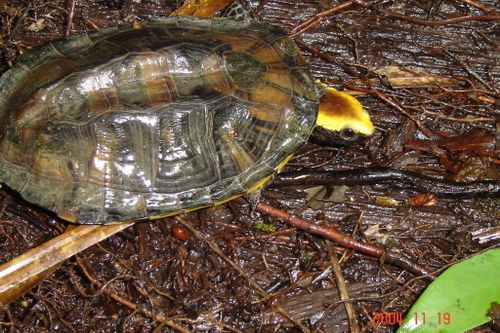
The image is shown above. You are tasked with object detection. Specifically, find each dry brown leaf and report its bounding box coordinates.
[374,65,458,88]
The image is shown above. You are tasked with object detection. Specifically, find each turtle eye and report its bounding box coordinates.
[340,127,358,141]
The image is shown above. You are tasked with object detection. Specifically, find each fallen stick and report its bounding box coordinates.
[0,191,435,306]
[0,222,133,306]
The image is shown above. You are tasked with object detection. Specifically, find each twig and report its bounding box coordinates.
[443,50,498,92]
[252,0,270,16]
[295,38,337,64]
[174,216,312,333]
[65,0,76,36]
[273,167,500,198]
[327,241,360,333]
[315,79,466,137]
[233,197,433,277]
[369,88,435,137]
[289,0,358,37]
[376,8,500,26]
[463,0,500,15]
[292,0,500,36]
[406,105,496,123]
[75,256,190,333]
[0,223,133,306]
[4,4,31,42]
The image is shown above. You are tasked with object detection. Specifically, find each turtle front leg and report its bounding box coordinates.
[171,0,235,18]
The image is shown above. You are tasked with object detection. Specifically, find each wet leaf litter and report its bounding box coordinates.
[0,0,499,332]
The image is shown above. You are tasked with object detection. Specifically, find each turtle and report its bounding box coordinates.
[0,2,374,225]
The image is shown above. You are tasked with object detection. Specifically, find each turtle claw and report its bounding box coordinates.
[245,188,262,216]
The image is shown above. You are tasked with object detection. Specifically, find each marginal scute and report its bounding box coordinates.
[0,17,319,224]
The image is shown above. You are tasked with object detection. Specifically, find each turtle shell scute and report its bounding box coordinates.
[0,16,319,224]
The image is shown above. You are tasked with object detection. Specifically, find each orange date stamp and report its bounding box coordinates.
[370,311,452,326]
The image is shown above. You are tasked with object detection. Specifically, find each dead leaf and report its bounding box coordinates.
[27,19,46,32]
[406,128,498,177]
[374,196,401,207]
[409,193,437,206]
[374,65,458,88]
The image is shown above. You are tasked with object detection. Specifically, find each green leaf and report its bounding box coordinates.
[254,222,277,232]
[397,248,500,333]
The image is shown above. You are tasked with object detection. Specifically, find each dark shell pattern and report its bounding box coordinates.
[0,16,319,224]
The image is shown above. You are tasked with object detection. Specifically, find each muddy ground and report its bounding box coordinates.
[0,0,499,332]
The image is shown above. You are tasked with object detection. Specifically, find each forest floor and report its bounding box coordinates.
[0,0,499,332]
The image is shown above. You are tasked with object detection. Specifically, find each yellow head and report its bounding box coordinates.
[313,87,375,144]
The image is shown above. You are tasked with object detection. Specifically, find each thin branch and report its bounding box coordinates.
[65,0,76,36]
[463,0,500,14]
[376,8,500,26]
[369,88,435,137]
[174,216,312,333]
[233,197,433,277]
[75,256,190,333]
[327,241,360,333]
[406,105,496,123]
[289,0,358,37]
